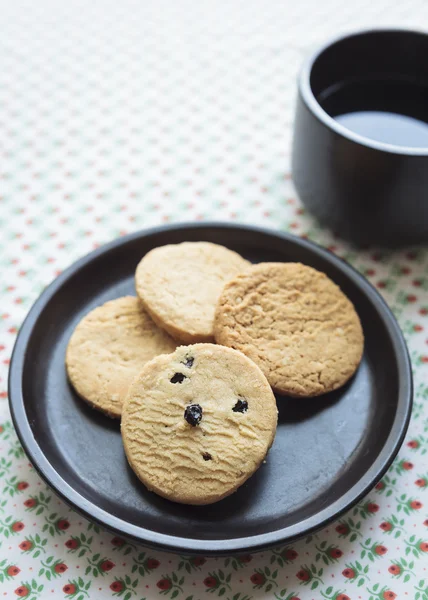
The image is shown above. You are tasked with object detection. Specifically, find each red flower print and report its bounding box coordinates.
[16,481,29,491]
[413,324,423,332]
[146,558,160,569]
[407,440,419,449]
[19,540,33,551]
[110,581,123,592]
[419,542,428,552]
[329,548,343,558]
[11,521,24,532]
[336,595,350,600]
[65,538,79,549]
[23,498,36,508]
[335,523,349,535]
[203,576,218,588]
[191,556,206,566]
[401,266,411,274]
[424,519,428,526]
[389,565,400,574]
[410,500,423,509]
[402,461,413,470]
[375,481,385,490]
[375,545,388,555]
[111,537,125,547]
[296,569,311,581]
[383,592,397,600]
[415,478,427,487]
[14,587,29,597]
[367,502,379,513]
[57,519,70,530]
[100,560,115,572]
[54,563,68,573]
[290,597,301,600]
[157,579,172,590]
[407,294,417,302]
[380,521,392,531]
[421,356,428,363]
[342,568,355,578]
[7,566,20,576]
[63,584,76,594]
[282,549,298,560]
[250,573,266,586]
[238,555,252,563]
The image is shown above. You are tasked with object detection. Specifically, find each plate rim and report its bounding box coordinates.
[8,222,413,554]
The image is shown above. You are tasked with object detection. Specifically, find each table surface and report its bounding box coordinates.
[1,1,427,599]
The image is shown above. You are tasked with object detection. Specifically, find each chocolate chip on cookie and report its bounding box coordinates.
[171,372,187,384]
[232,398,248,413]
[184,403,203,426]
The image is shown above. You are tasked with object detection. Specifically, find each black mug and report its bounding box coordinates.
[292,29,428,247]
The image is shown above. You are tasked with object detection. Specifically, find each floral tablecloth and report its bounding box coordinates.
[1,1,427,599]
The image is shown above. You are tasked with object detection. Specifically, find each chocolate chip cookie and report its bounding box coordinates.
[121,343,277,504]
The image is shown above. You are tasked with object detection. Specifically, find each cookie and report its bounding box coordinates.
[66,296,177,418]
[214,262,364,397]
[135,242,250,343]
[121,343,277,505]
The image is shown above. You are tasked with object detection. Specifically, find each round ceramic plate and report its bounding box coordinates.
[8,223,412,554]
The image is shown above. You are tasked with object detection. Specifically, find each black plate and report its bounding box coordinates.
[9,223,412,554]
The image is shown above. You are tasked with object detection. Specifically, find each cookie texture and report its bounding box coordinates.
[135,242,250,343]
[121,343,277,505]
[66,296,177,418]
[214,262,364,397]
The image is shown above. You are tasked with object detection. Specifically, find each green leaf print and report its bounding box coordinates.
[353,499,380,519]
[0,457,13,477]
[404,536,428,558]
[395,494,424,515]
[65,533,93,557]
[13,579,44,600]
[335,517,363,541]
[270,547,298,567]
[203,570,232,596]
[63,577,91,597]
[7,439,25,459]
[23,490,52,515]
[315,542,343,565]
[42,513,70,536]
[85,554,115,577]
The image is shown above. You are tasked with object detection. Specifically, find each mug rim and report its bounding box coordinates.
[299,27,428,157]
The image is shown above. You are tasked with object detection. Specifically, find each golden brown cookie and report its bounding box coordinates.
[121,343,277,505]
[214,263,364,397]
[135,242,250,343]
[66,296,177,417]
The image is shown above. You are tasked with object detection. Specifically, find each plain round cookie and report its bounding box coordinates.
[214,263,364,397]
[66,296,177,418]
[135,242,250,343]
[121,343,277,505]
